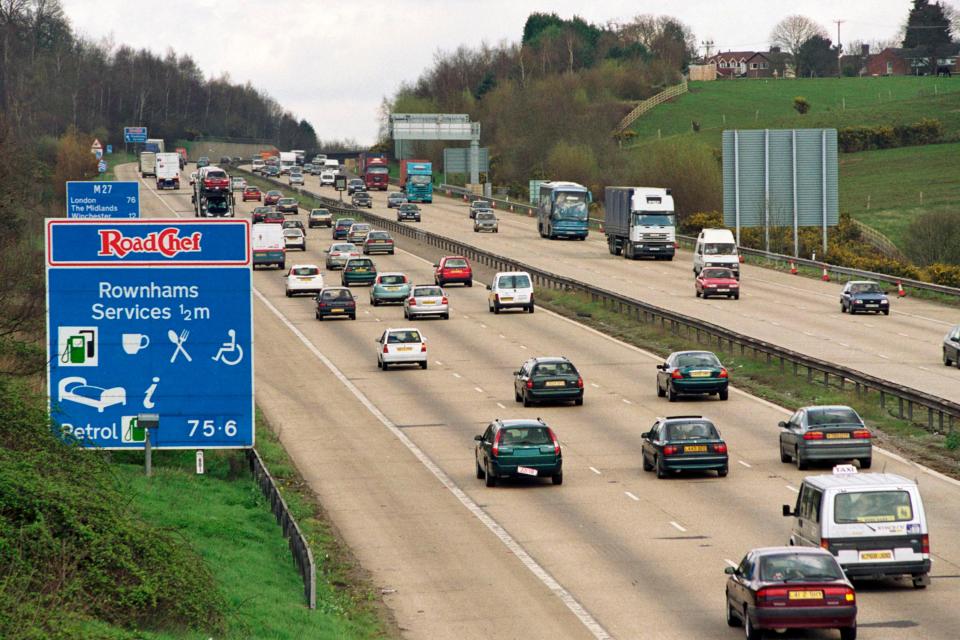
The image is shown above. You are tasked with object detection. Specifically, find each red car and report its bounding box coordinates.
[725,547,856,640]
[434,256,473,287]
[696,267,740,300]
[264,190,283,206]
[263,210,284,225]
[242,186,262,202]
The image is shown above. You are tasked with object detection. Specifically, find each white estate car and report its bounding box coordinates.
[283,228,306,251]
[377,327,428,370]
[487,271,534,314]
[403,285,449,320]
[285,264,324,297]
[320,169,337,186]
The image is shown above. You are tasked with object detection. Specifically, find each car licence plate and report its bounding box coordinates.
[396,347,412,352]
[331,308,343,313]
[355,268,368,272]
[517,466,538,476]
[386,286,400,291]
[826,433,851,439]
[423,300,436,304]
[298,277,313,281]
[545,380,565,387]
[500,296,513,302]
[717,288,729,292]
[684,445,708,453]
[860,550,893,561]
[788,590,823,600]
[690,370,711,378]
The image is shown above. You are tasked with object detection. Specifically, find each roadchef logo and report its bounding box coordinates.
[97,228,202,258]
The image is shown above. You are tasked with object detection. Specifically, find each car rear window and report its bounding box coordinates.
[206,170,227,179]
[532,362,576,376]
[283,229,302,237]
[665,421,719,440]
[368,232,389,240]
[348,259,373,268]
[387,330,421,344]
[351,224,370,231]
[758,554,843,582]
[807,408,862,427]
[337,219,355,227]
[322,289,352,301]
[279,198,295,204]
[834,491,913,524]
[380,275,407,285]
[414,287,442,297]
[332,244,356,252]
[444,259,468,268]
[292,267,319,276]
[500,426,552,446]
[497,274,531,289]
[675,353,721,368]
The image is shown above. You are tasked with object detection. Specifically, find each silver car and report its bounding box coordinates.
[474,210,499,233]
[325,242,360,270]
[403,285,449,320]
[387,192,407,208]
[778,405,873,470]
[289,173,304,186]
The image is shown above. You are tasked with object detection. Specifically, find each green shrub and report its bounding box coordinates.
[838,119,944,152]
[680,210,723,235]
[793,96,810,115]
[923,263,960,287]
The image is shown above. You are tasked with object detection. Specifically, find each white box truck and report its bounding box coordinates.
[252,223,286,270]
[139,151,157,178]
[279,152,296,175]
[155,152,181,189]
[604,187,676,260]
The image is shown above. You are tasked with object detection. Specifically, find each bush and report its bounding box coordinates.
[902,210,960,266]
[679,210,723,235]
[923,263,960,287]
[793,96,810,115]
[838,119,944,153]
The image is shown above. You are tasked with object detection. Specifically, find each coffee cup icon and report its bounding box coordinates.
[122,333,150,355]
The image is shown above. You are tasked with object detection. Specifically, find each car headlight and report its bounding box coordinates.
[854,299,863,304]
[881,299,889,304]
[730,283,739,287]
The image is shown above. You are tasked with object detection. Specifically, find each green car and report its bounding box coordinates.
[513,356,584,407]
[370,272,411,305]
[341,257,377,286]
[474,419,563,487]
[641,415,729,478]
[656,350,729,401]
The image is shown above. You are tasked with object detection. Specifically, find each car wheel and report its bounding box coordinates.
[466,281,473,288]
[381,361,389,371]
[726,598,742,627]
[552,472,563,485]
[744,606,761,640]
[839,625,858,640]
[667,385,678,402]
[485,462,496,487]
[377,358,382,369]
[476,460,485,479]
[719,388,729,401]
[528,304,535,314]
[780,443,791,463]
[315,310,321,320]
[493,303,501,314]
[349,314,356,320]
[285,290,291,297]
[718,467,729,478]
[883,310,890,316]
[515,389,522,403]
[522,393,531,407]
[420,361,428,370]
[575,397,583,406]
[733,293,740,300]
[945,350,953,367]
[371,298,378,306]
[642,453,653,472]
[656,457,667,479]
[695,289,701,298]
[912,574,929,589]
[860,457,872,470]
[795,447,808,470]
[841,302,847,313]
[488,301,494,313]
[656,381,666,398]
[442,313,449,320]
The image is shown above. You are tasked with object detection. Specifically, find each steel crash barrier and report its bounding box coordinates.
[248,448,316,609]
[237,167,960,435]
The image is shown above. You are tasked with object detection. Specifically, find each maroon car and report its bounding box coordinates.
[434,255,473,287]
[725,547,857,640]
[695,267,740,300]
[264,190,283,206]
[242,186,262,202]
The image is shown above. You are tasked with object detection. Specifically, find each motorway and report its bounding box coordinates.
[127,163,960,639]
[283,170,960,407]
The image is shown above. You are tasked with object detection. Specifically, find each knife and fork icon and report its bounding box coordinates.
[168,329,192,363]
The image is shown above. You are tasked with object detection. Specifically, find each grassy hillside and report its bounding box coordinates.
[631,77,960,147]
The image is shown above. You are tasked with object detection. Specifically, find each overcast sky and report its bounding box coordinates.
[62,0,950,145]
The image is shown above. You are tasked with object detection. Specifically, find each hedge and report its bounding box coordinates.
[838,118,943,152]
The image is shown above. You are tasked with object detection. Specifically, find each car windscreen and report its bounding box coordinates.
[532,362,576,376]
[268,191,281,196]
[851,283,882,294]
[387,330,422,344]
[665,421,719,440]
[379,275,407,285]
[500,426,552,446]
[311,210,329,216]
[444,259,468,268]
[497,274,531,289]
[704,243,736,255]
[292,267,319,276]
[633,212,675,226]
[414,287,443,297]
[702,268,734,279]
[675,353,721,368]
[758,553,844,582]
[321,289,352,301]
[807,407,862,427]
[390,193,404,198]
[206,200,229,213]
[834,490,913,524]
[476,212,496,221]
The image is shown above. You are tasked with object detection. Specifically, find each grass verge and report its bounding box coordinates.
[535,288,960,478]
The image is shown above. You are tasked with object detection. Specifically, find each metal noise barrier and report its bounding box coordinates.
[237,168,960,435]
[247,448,317,609]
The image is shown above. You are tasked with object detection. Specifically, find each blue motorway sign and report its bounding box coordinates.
[124,126,148,143]
[66,181,140,219]
[98,160,107,174]
[106,145,113,154]
[46,219,254,450]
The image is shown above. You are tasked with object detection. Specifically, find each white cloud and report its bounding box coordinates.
[61,0,927,145]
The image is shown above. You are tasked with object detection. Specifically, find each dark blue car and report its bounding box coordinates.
[840,280,889,315]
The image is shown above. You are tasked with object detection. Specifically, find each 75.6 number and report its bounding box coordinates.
[187,419,238,438]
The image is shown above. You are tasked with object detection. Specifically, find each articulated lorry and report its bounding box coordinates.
[362,156,389,191]
[400,160,433,203]
[603,186,676,260]
[155,152,181,189]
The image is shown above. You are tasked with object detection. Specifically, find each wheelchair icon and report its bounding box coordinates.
[212,329,244,366]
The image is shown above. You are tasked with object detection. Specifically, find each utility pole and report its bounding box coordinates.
[701,39,715,60]
[833,20,845,76]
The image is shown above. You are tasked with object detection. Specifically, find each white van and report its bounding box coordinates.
[487,271,534,314]
[782,466,931,587]
[693,228,740,278]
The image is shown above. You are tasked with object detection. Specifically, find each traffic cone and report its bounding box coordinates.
[897,280,906,297]
[789,260,798,275]
[463,194,468,202]
[491,201,497,209]
[821,267,830,282]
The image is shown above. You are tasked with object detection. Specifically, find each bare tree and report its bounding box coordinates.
[769,15,828,61]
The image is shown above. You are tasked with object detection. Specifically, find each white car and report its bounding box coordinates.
[403,285,449,320]
[488,271,534,314]
[377,327,428,370]
[231,177,247,191]
[289,173,304,186]
[285,264,324,297]
[283,228,306,251]
[320,170,336,186]
[325,242,360,270]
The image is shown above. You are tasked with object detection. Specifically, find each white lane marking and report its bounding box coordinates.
[589,467,602,475]
[786,485,799,493]
[724,558,738,568]
[877,354,890,359]
[803,331,815,337]
[364,310,371,314]
[670,521,687,533]
[462,314,470,319]
[898,332,910,338]
[435,360,444,366]
[918,366,930,372]
[837,342,850,347]
[864,323,875,328]
[520,345,528,350]
[480,323,488,329]
[452,372,462,379]
[474,387,484,393]
[253,289,613,639]
[590,382,600,388]
[771,321,781,326]
[622,398,632,405]
[625,491,640,501]
[496,402,506,409]
[499,334,506,339]
[738,460,752,468]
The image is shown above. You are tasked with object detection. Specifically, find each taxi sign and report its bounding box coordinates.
[832,464,858,475]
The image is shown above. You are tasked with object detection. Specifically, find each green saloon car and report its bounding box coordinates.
[341,257,377,286]
[656,350,729,402]
[513,356,584,407]
[475,419,563,487]
[370,272,411,305]
[641,415,729,478]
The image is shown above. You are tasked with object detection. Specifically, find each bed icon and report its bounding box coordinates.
[58,376,126,412]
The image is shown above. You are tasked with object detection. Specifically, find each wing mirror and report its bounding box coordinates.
[778,421,788,429]
[486,284,492,290]
[474,435,483,442]
[952,336,960,343]
[724,566,736,575]
[656,364,665,370]
[640,431,651,439]
[782,505,795,517]
[513,370,520,376]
